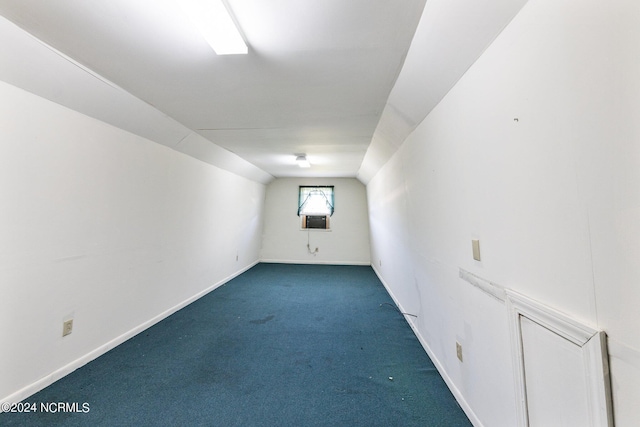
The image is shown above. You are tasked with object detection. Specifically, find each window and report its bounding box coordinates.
[298,186,334,229]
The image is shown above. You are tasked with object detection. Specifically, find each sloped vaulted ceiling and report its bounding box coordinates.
[0,0,527,183]
[358,0,529,183]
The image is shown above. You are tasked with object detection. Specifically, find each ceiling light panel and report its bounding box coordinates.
[296,155,311,168]
[181,0,248,55]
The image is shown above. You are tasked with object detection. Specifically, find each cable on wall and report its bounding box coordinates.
[380,302,417,318]
[307,230,319,256]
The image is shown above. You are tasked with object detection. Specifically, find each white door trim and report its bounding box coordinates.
[506,289,613,427]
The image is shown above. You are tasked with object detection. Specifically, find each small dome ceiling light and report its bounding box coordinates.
[296,154,311,168]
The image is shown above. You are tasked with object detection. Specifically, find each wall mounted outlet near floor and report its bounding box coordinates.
[63,319,73,337]
[456,341,463,362]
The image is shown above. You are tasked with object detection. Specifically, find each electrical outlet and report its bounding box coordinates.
[63,319,73,337]
[456,342,463,362]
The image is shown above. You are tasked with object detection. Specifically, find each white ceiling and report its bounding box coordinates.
[0,0,527,182]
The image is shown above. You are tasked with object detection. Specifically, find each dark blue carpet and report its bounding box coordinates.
[1,263,471,426]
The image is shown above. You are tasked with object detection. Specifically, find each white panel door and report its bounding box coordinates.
[507,290,613,427]
[520,316,589,427]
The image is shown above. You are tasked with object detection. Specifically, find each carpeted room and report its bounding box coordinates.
[0,158,471,425]
[3,0,639,426]
[1,264,471,426]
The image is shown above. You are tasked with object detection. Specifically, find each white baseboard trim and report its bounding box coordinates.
[371,264,483,427]
[259,258,370,266]
[1,260,259,407]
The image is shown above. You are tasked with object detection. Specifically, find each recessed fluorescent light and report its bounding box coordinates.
[182,0,248,55]
[296,155,311,168]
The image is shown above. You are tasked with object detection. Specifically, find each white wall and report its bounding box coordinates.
[0,80,266,403]
[0,15,273,185]
[261,178,370,265]
[367,0,640,425]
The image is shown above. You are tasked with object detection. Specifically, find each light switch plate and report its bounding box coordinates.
[63,319,73,337]
[472,239,481,261]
